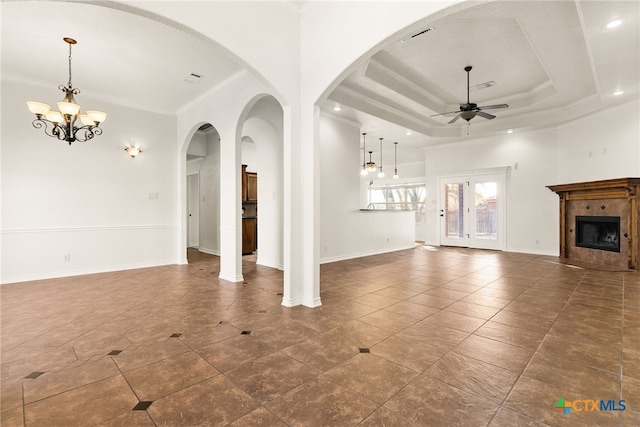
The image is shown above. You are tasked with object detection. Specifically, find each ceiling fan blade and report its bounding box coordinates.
[476,111,496,120]
[448,114,462,124]
[430,110,461,117]
[477,104,509,110]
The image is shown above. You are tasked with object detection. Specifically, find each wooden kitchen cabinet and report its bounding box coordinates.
[242,217,257,255]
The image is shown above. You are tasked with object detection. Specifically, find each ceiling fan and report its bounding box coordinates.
[431,66,508,124]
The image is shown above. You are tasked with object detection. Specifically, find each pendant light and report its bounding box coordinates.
[366,151,376,172]
[392,141,399,179]
[377,138,385,178]
[360,133,368,176]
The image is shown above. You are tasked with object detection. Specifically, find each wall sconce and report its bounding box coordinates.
[125,146,142,158]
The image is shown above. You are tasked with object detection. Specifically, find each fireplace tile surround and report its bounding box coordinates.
[548,178,640,270]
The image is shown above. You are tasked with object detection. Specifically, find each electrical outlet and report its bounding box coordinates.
[64,254,71,262]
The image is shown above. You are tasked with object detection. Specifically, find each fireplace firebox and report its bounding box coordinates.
[576,216,620,252]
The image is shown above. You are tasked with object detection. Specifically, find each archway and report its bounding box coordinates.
[182,123,221,264]
[238,95,285,275]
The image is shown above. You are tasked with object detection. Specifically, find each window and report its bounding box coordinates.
[368,183,426,224]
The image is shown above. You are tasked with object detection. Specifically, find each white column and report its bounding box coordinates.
[282,102,321,308]
[218,128,243,283]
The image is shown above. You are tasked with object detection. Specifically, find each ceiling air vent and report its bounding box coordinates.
[470,81,496,91]
[402,27,435,42]
[184,73,203,83]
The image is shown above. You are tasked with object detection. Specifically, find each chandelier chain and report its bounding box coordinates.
[67,42,73,88]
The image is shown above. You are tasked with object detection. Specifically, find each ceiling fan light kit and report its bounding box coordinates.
[431,66,508,126]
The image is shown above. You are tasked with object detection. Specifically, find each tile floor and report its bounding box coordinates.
[1,246,639,426]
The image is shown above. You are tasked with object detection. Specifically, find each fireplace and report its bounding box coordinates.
[575,216,620,253]
[548,178,640,270]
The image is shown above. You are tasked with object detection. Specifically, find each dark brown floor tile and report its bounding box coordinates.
[624,348,640,379]
[405,293,456,309]
[1,380,23,412]
[537,334,621,374]
[177,322,240,349]
[197,333,278,373]
[623,375,640,416]
[351,292,401,309]
[24,375,138,427]
[384,375,498,426]
[225,351,318,403]
[504,375,621,427]
[227,406,288,426]
[148,375,258,426]
[359,406,423,427]
[123,351,218,401]
[1,346,77,382]
[444,301,501,320]
[384,300,440,319]
[320,353,418,403]
[425,352,519,404]
[461,293,511,309]
[489,408,549,426]
[524,350,620,396]
[333,320,395,347]
[112,338,190,372]
[503,301,561,322]
[371,332,449,373]
[475,320,547,350]
[490,310,554,332]
[358,309,418,332]
[23,357,120,404]
[373,286,419,300]
[0,407,23,427]
[94,411,156,426]
[454,334,535,373]
[265,378,377,426]
[280,328,360,372]
[421,310,487,333]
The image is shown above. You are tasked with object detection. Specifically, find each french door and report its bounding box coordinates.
[439,171,506,250]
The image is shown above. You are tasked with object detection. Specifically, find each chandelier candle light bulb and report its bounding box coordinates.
[26,37,107,145]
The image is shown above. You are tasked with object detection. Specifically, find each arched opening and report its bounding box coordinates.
[184,123,221,264]
[238,95,285,278]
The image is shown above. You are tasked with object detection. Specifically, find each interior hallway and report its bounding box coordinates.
[1,247,639,426]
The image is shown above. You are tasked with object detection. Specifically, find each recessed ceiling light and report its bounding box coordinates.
[606,19,623,29]
[613,89,624,96]
[333,105,342,111]
[406,130,412,136]
[506,129,515,134]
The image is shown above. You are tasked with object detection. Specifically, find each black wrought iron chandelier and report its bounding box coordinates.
[26,38,107,145]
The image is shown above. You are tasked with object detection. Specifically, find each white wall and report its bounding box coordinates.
[320,114,415,263]
[556,99,640,184]
[424,100,640,256]
[1,78,177,283]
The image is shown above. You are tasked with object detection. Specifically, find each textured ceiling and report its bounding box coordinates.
[323,0,640,162]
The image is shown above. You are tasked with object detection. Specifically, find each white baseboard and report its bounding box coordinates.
[0,259,176,285]
[319,244,416,264]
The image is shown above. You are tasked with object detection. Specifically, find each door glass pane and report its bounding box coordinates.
[475,181,497,240]
[445,183,464,238]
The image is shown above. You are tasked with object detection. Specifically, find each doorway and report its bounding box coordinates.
[187,172,200,248]
[439,170,506,250]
